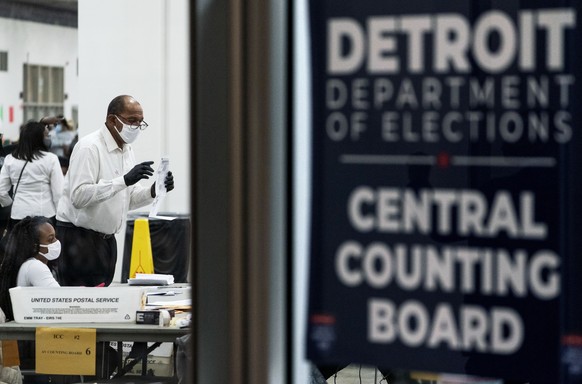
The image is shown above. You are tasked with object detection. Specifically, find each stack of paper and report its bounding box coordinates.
[128,273,175,286]
[145,286,191,309]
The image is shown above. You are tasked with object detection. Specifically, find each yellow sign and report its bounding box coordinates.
[129,218,155,278]
[35,327,96,375]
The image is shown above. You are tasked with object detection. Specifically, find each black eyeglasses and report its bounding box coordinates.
[115,115,148,131]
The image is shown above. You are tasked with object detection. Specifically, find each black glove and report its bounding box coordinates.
[150,171,175,197]
[164,171,174,192]
[124,161,154,186]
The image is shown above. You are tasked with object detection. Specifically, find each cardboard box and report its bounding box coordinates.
[9,286,146,323]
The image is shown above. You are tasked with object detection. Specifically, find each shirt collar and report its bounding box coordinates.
[101,124,125,152]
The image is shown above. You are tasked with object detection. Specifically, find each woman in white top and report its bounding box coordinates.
[0,121,64,229]
[0,216,60,321]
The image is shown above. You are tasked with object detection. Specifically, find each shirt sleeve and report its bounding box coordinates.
[50,155,65,209]
[128,183,155,211]
[0,161,13,207]
[28,261,60,287]
[68,144,127,209]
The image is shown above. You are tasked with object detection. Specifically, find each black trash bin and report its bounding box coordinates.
[122,213,191,283]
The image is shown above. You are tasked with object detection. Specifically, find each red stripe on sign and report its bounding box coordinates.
[563,334,582,346]
[310,314,336,325]
[9,106,13,123]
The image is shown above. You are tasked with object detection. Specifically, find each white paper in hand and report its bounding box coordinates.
[149,157,170,218]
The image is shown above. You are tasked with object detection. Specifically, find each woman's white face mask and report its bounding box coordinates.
[39,240,61,261]
[115,116,141,143]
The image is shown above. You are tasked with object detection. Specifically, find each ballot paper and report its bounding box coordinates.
[149,157,170,218]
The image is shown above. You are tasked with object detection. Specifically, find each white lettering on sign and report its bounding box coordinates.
[328,9,576,74]
[368,299,524,354]
[335,241,560,300]
[336,185,560,354]
[348,187,546,239]
[323,75,575,144]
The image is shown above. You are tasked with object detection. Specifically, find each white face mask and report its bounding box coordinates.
[115,116,141,144]
[39,240,61,261]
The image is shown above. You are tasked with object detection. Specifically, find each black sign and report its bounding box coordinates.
[306,1,582,382]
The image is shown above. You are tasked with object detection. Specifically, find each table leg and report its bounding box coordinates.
[116,341,123,378]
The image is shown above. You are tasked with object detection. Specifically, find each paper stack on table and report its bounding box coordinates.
[144,286,191,312]
[128,273,175,286]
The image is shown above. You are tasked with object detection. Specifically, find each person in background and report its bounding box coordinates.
[56,94,174,287]
[0,123,26,159]
[0,216,60,318]
[0,216,60,321]
[52,118,76,158]
[41,116,77,174]
[0,132,15,237]
[0,121,64,231]
[65,131,78,159]
[0,216,61,379]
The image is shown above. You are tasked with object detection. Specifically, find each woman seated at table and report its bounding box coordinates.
[0,216,60,375]
[0,216,60,321]
[0,216,116,381]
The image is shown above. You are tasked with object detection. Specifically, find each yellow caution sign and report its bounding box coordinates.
[129,218,155,278]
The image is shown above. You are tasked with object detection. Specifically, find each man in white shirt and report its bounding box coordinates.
[55,95,174,286]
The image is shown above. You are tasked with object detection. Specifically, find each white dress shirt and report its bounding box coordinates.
[0,151,64,219]
[56,125,154,235]
[17,258,60,287]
